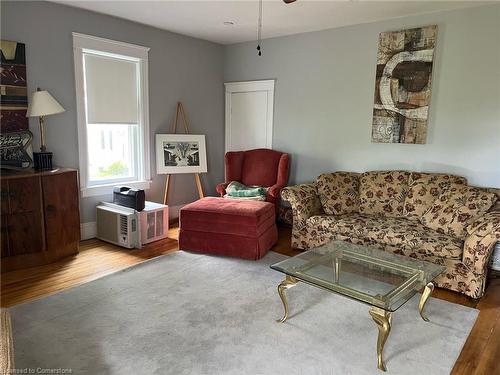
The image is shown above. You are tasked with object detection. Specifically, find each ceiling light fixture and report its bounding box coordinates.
[256,0,263,56]
[223,21,234,26]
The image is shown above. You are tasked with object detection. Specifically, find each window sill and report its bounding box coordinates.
[81,180,152,198]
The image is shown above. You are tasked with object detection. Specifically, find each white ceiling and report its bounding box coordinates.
[52,1,491,44]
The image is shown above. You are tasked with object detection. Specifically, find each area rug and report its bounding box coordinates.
[10,251,478,375]
[0,308,14,373]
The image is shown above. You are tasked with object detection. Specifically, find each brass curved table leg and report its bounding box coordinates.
[369,307,392,372]
[419,282,435,322]
[276,275,298,323]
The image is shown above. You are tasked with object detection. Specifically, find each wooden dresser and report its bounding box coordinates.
[0,168,80,272]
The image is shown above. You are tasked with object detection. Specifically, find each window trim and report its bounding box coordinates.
[73,32,151,198]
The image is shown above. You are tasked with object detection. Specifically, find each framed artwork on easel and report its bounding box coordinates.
[158,102,206,205]
[155,134,207,175]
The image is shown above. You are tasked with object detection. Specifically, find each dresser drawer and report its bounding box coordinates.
[8,212,45,255]
[7,177,42,214]
[1,180,9,215]
[0,168,80,272]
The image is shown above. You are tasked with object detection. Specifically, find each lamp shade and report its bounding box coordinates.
[26,90,65,117]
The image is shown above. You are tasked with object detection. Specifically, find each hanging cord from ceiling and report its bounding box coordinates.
[257,0,262,56]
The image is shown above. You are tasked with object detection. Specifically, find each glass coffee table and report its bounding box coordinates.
[270,240,445,372]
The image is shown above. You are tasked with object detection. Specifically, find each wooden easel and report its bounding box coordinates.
[163,102,205,205]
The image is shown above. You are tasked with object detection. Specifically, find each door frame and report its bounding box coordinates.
[224,79,275,152]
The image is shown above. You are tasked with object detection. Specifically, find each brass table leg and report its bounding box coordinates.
[369,307,392,372]
[419,282,434,322]
[276,275,298,323]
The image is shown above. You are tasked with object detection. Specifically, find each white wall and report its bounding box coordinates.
[224,4,500,188]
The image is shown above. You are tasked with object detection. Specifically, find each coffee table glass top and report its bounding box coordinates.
[271,240,445,312]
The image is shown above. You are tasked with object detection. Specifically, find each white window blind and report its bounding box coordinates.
[84,53,139,124]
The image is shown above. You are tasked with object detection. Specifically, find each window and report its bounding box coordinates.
[73,33,150,197]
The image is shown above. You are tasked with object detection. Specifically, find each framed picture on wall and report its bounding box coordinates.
[155,134,207,174]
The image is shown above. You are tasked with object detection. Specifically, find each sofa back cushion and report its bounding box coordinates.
[240,149,285,187]
[403,172,467,220]
[420,184,498,239]
[316,172,360,215]
[359,171,410,217]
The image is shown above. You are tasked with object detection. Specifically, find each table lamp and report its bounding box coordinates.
[26,88,65,170]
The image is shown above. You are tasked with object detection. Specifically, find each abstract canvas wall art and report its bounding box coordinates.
[1,40,33,169]
[371,25,437,144]
[0,40,29,133]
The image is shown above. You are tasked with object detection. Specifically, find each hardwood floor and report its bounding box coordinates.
[1,224,499,374]
[1,227,179,308]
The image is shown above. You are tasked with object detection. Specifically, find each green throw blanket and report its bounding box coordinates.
[226,181,266,198]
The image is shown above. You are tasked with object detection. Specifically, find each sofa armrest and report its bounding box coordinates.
[216,182,230,197]
[281,183,323,230]
[268,183,285,199]
[263,184,281,207]
[463,211,500,275]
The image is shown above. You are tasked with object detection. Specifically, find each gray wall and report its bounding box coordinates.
[224,4,500,188]
[1,1,225,223]
[2,2,499,226]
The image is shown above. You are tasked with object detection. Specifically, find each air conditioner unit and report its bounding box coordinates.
[137,201,169,245]
[96,201,169,249]
[96,203,140,249]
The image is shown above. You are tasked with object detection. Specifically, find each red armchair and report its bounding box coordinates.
[216,148,290,208]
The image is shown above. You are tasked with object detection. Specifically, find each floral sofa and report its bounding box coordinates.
[281,171,500,298]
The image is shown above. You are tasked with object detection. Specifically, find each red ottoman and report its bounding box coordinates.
[179,197,278,260]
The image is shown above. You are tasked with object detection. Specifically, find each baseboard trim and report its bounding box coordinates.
[80,222,97,240]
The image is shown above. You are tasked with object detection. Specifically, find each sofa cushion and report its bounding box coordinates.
[359,171,410,217]
[420,184,498,239]
[403,172,467,220]
[240,149,284,187]
[306,213,463,259]
[316,172,360,215]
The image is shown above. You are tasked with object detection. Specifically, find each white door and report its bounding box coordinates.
[225,80,274,152]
